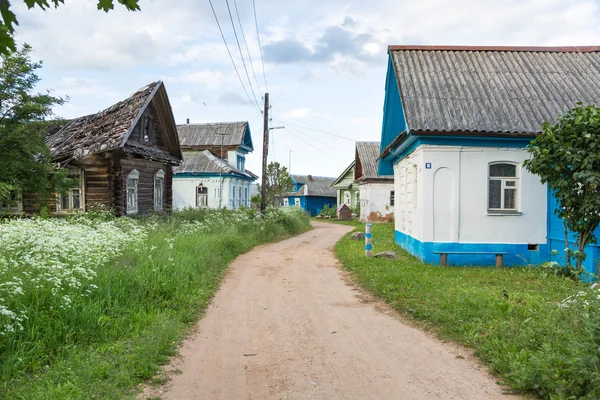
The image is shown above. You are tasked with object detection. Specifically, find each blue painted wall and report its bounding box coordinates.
[378,56,407,176]
[547,190,600,275]
[281,195,336,216]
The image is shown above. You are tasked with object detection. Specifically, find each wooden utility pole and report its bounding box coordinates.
[260,93,269,214]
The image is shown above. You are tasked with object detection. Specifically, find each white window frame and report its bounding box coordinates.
[57,170,85,213]
[488,162,520,212]
[283,198,289,207]
[196,185,208,208]
[294,197,301,207]
[126,169,140,215]
[344,191,351,205]
[154,169,165,211]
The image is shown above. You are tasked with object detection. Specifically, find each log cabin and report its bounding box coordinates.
[41,81,182,216]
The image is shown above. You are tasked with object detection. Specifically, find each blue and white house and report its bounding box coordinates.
[378,45,600,272]
[282,175,337,216]
[173,121,257,210]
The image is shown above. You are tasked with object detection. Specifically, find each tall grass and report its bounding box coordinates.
[336,222,600,399]
[0,207,310,399]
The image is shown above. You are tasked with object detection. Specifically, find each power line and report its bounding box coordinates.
[285,130,346,163]
[272,105,355,141]
[207,0,260,112]
[252,0,268,92]
[272,117,348,158]
[232,0,263,93]
[224,0,261,109]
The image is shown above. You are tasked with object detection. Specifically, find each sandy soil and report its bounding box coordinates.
[143,222,519,400]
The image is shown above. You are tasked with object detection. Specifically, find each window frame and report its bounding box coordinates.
[390,190,395,207]
[283,198,289,207]
[294,197,301,207]
[57,170,85,213]
[196,185,208,208]
[1,191,23,214]
[487,162,520,213]
[154,169,165,211]
[126,169,140,215]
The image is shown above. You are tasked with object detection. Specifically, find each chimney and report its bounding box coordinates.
[186,118,190,124]
[308,175,313,181]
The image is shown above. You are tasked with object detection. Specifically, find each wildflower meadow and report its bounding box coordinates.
[0,207,310,399]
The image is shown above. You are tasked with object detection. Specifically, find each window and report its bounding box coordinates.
[154,169,164,211]
[232,186,236,203]
[1,191,23,214]
[390,190,395,207]
[237,155,245,172]
[283,198,289,207]
[140,115,154,142]
[344,191,351,205]
[196,186,208,208]
[239,187,242,204]
[294,198,301,207]
[126,169,139,214]
[244,188,248,206]
[488,163,519,211]
[58,170,85,212]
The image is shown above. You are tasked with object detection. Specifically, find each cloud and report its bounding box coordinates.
[218,92,249,105]
[287,108,311,118]
[262,19,386,67]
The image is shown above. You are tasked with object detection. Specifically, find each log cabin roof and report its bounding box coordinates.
[174,150,258,180]
[45,81,182,165]
[177,122,253,152]
[388,45,600,134]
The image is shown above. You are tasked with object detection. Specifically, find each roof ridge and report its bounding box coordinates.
[177,121,247,126]
[388,45,600,53]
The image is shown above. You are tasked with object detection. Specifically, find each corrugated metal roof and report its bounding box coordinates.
[177,122,250,148]
[356,142,393,180]
[390,46,600,134]
[290,175,337,197]
[174,150,257,180]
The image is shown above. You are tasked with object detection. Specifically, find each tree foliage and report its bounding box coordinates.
[0,44,73,209]
[524,104,600,271]
[0,0,141,55]
[264,162,293,207]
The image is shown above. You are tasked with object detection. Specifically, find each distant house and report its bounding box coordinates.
[282,175,336,216]
[41,81,182,216]
[172,122,257,210]
[331,161,359,210]
[355,141,394,222]
[378,45,600,271]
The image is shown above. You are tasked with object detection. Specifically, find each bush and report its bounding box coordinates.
[320,204,337,218]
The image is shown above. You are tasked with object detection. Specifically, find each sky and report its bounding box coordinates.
[12,0,600,180]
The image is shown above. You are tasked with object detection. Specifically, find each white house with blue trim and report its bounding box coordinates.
[173,122,257,210]
[378,45,600,272]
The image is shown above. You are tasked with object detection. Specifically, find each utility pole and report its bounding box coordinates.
[260,93,269,214]
[216,130,229,209]
[288,150,293,174]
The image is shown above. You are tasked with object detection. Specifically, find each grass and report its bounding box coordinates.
[335,222,600,399]
[0,207,311,399]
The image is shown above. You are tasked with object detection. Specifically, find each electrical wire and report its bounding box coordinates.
[285,130,346,163]
[207,0,260,112]
[224,0,261,109]
[252,0,269,93]
[232,0,264,94]
[272,105,356,141]
[272,117,348,158]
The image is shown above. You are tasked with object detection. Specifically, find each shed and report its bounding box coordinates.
[336,204,352,220]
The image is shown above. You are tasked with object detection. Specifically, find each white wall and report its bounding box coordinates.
[173,177,252,210]
[394,145,547,244]
[359,182,395,222]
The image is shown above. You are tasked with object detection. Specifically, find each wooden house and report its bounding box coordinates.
[336,204,352,220]
[378,45,600,270]
[331,161,359,210]
[42,81,182,216]
[281,175,337,216]
[172,122,257,209]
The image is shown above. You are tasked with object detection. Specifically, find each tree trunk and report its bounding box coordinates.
[563,220,572,267]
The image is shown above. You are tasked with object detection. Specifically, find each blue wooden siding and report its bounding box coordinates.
[282,195,336,216]
[378,55,408,176]
[547,190,600,275]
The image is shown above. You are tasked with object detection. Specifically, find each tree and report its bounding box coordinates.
[264,162,293,207]
[524,104,600,271]
[0,44,73,209]
[0,0,141,55]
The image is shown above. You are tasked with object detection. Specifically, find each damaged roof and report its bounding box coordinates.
[174,150,258,180]
[290,175,337,197]
[177,122,253,151]
[355,142,393,181]
[389,45,600,134]
[45,81,182,164]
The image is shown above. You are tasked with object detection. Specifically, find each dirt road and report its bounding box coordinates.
[148,222,515,400]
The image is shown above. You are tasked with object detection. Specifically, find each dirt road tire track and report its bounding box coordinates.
[144,222,518,400]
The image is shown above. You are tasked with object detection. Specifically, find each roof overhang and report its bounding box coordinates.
[331,161,356,188]
[388,45,600,53]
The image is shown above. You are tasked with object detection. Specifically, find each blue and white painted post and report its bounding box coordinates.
[365,223,372,257]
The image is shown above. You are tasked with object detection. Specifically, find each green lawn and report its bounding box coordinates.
[335,222,600,399]
[1,208,311,399]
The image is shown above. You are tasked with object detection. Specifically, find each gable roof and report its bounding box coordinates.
[389,45,600,135]
[177,122,253,152]
[355,141,393,181]
[331,161,355,188]
[46,81,182,164]
[174,150,258,180]
[290,175,337,197]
